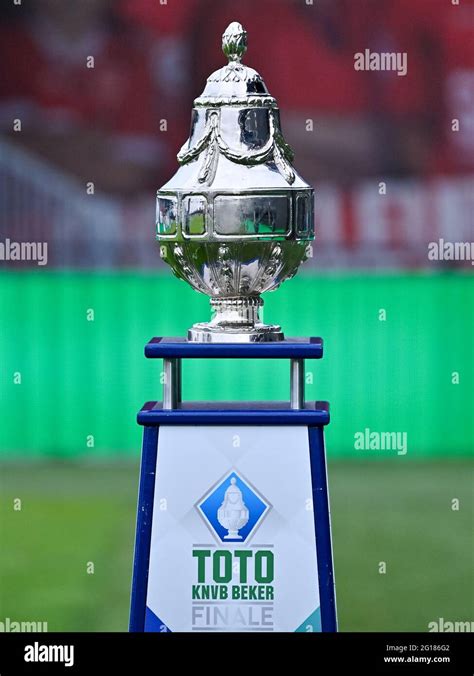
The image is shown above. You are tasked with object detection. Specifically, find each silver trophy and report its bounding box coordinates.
[156,21,314,342]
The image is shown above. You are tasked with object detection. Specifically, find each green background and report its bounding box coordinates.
[0,271,472,458]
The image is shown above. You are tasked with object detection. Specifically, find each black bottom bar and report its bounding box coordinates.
[0,632,471,674]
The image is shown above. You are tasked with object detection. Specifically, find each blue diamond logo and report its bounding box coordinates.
[196,471,270,543]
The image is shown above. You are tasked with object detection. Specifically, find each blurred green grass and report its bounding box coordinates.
[1,461,472,632]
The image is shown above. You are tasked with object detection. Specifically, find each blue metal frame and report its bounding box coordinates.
[309,426,337,631]
[144,336,323,359]
[129,425,159,632]
[130,336,337,632]
[137,401,330,427]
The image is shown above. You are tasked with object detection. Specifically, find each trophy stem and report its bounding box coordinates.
[188,296,283,343]
[211,296,263,328]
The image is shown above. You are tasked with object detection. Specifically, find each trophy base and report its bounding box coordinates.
[188,323,284,343]
[131,338,336,633]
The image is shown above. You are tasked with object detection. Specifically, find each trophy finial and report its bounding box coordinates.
[222,22,247,63]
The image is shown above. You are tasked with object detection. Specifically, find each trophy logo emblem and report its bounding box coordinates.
[217,477,249,539]
[196,471,270,543]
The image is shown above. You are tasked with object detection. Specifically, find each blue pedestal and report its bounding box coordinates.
[130,338,337,633]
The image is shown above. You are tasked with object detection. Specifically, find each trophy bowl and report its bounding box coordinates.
[156,22,314,343]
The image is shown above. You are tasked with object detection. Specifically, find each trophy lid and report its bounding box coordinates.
[194,22,276,108]
[157,21,314,244]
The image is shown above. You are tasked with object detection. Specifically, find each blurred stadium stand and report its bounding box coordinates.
[0,136,472,268]
[0,0,473,270]
[0,139,121,267]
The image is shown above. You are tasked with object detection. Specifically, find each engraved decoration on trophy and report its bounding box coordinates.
[156,21,315,342]
[217,477,250,540]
